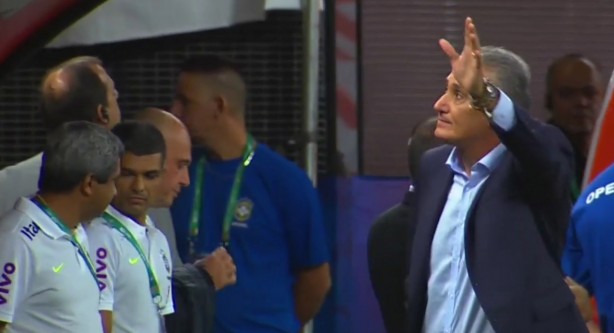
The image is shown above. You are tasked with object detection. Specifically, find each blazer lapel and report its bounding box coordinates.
[407,150,454,331]
[419,162,454,245]
[412,154,453,278]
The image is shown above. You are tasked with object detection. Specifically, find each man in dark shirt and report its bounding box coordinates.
[545,54,603,197]
[367,116,442,333]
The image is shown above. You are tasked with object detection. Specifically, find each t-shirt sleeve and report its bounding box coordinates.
[160,238,174,316]
[0,235,32,324]
[86,222,120,311]
[277,166,329,270]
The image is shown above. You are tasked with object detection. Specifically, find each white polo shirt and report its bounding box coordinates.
[86,205,174,333]
[0,197,102,333]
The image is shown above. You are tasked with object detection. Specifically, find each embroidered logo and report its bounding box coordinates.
[0,263,16,305]
[129,257,140,265]
[95,248,108,291]
[52,263,64,273]
[233,198,253,226]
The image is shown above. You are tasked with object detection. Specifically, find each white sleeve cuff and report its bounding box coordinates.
[98,301,114,312]
[160,302,174,316]
[0,310,14,324]
[491,90,516,131]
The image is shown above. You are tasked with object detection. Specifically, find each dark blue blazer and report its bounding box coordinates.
[406,105,587,333]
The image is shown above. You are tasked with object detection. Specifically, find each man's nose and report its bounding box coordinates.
[131,176,145,192]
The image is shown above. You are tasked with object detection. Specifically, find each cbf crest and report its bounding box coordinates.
[233,198,254,226]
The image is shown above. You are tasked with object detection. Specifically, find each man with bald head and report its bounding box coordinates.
[134,107,191,265]
[0,56,121,215]
[545,54,603,196]
[135,107,239,333]
[169,55,331,333]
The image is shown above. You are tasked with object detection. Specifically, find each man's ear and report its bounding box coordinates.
[212,95,229,118]
[96,105,110,125]
[80,174,95,197]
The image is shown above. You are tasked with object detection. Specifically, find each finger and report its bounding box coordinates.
[469,24,481,52]
[463,17,473,51]
[564,276,575,286]
[439,39,459,61]
[473,49,482,71]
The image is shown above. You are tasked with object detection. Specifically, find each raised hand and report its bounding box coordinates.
[438,17,484,97]
[195,247,237,291]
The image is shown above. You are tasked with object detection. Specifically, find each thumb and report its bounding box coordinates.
[439,39,459,61]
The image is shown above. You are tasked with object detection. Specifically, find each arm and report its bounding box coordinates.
[294,263,331,324]
[0,237,31,328]
[100,311,113,333]
[490,92,573,201]
[277,167,331,324]
[562,205,592,293]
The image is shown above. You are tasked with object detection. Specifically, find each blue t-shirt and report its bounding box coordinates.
[562,163,614,332]
[171,144,329,333]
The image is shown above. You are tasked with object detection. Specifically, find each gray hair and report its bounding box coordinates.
[481,46,532,110]
[38,121,124,193]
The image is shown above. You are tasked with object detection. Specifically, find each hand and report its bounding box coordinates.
[439,17,484,96]
[565,276,593,322]
[195,247,237,291]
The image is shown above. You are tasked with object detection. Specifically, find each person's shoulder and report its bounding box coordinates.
[254,144,311,180]
[0,209,39,249]
[0,154,42,180]
[85,218,122,245]
[577,164,614,208]
[422,145,453,164]
[370,203,408,237]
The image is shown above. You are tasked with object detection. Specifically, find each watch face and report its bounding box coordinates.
[486,83,498,98]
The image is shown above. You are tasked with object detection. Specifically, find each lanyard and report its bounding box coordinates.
[102,211,163,310]
[189,135,255,257]
[30,196,99,287]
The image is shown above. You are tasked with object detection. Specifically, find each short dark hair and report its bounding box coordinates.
[179,55,247,112]
[39,121,124,193]
[179,55,243,77]
[408,117,443,178]
[41,59,108,131]
[111,121,166,165]
[545,53,602,110]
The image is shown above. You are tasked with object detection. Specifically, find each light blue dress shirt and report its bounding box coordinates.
[423,91,515,333]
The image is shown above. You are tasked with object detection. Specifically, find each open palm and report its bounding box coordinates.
[439,17,484,96]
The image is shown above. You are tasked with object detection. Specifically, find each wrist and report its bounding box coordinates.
[470,78,500,117]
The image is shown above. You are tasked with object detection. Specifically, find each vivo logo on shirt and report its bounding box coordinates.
[0,263,16,305]
[20,222,40,241]
[96,248,108,291]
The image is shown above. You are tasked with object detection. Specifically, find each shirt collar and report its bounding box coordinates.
[15,197,79,240]
[105,205,153,236]
[446,143,507,176]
